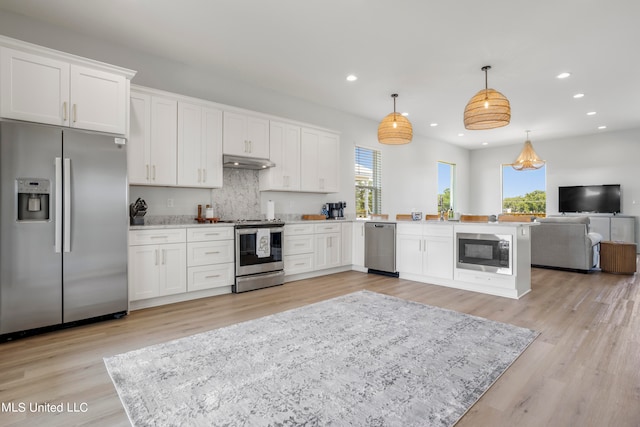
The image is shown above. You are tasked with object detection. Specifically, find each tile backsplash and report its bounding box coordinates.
[129,168,260,220]
[211,169,260,219]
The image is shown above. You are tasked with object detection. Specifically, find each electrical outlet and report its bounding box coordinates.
[167,198,174,208]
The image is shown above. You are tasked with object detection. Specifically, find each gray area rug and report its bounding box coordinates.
[104,290,538,426]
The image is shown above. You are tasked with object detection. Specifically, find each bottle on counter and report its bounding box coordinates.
[205,204,214,219]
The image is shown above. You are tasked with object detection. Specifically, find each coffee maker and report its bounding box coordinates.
[326,201,346,220]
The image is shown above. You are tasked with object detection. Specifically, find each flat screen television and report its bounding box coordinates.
[558,184,621,214]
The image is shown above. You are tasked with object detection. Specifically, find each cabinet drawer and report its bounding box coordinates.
[314,223,341,233]
[397,223,423,236]
[187,227,234,242]
[129,228,186,245]
[187,263,234,292]
[424,225,453,237]
[284,253,314,275]
[285,223,315,235]
[455,269,514,289]
[284,235,314,255]
[187,240,234,267]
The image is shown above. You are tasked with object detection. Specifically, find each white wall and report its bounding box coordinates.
[0,10,471,220]
[470,128,640,242]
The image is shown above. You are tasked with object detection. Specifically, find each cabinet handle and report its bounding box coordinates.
[63,102,68,121]
[153,165,156,180]
[155,249,159,266]
[294,262,305,266]
[73,104,77,123]
[205,233,220,236]
[244,140,248,153]
[146,164,150,180]
[205,251,221,255]
[203,169,207,183]
[150,235,169,239]
[205,274,221,279]
[294,243,305,246]
[162,249,166,265]
[198,168,201,183]
[249,140,252,153]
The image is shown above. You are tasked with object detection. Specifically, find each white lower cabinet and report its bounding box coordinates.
[128,240,187,301]
[352,221,365,268]
[129,226,234,307]
[186,227,234,292]
[341,222,353,266]
[284,222,352,276]
[397,223,453,280]
[284,224,315,275]
[315,232,341,270]
[314,223,342,270]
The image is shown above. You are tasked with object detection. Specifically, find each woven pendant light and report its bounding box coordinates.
[464,66,511,130]
[512,131,545,170]
[378,94,413,145]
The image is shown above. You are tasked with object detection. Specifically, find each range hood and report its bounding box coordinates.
[223,155,275,170]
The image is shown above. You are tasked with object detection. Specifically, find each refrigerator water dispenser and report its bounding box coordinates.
[17,178,50,221]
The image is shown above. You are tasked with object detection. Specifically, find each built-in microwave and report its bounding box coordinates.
[456,232,512,275]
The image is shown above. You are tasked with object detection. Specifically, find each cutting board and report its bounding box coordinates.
[302,214,327,220]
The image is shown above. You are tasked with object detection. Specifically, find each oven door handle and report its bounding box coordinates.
[236,227,284,235]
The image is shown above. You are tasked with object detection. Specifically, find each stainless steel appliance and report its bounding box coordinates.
[456,232,512,275]
[364,222,398,277]
[233,220,284,293]
[327,201,346,220]
[1,121,128,340]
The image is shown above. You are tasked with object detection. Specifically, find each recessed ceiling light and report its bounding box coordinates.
[401,112,409,117]
[557,72,571,79]
[458,133,464,137]
[573,93,585,98]
[346,74,358,82]
[587,111,597,116]
[598,125,607,130]
[482,142,489,146]
[430,123,438,127]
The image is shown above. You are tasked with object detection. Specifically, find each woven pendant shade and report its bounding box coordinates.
[464,66,511,130]
[512,132,544,170]
[378,94,413,145]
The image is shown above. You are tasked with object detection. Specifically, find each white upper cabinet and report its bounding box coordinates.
[128,91,177,186]
[0,42,132,135]
[129,86,225,188]
[300,127,340,193]
[178,102,223,188]
[0,47,69,126]
[150,96,178,186]
[128,91,152,184]
[259,121,301,191]
[223,111,269,158]
[69,65,127,134]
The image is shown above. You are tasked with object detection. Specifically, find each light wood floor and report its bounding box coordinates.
[1,265,639,427]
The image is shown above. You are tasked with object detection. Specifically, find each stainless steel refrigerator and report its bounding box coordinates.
[0,121,128,338]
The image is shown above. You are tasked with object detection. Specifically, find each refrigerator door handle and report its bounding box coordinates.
[64,158,72,253]
[55,157,63,253]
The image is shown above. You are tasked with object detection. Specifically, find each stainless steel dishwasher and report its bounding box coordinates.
[364,222,398,277]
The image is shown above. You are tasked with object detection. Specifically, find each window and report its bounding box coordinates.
[501,164,546,215]
[437,161,456,211]
[355,146,381,218]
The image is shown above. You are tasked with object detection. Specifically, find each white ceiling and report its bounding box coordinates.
[1,0,639,149]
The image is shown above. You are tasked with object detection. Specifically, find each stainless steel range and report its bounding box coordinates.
[232,220,284,293]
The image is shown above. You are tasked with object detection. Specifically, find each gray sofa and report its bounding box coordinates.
[530,216,602,272]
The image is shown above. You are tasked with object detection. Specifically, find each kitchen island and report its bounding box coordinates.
[396,220,537,299]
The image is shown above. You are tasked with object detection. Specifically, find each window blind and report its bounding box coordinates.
[355,146,382,218]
